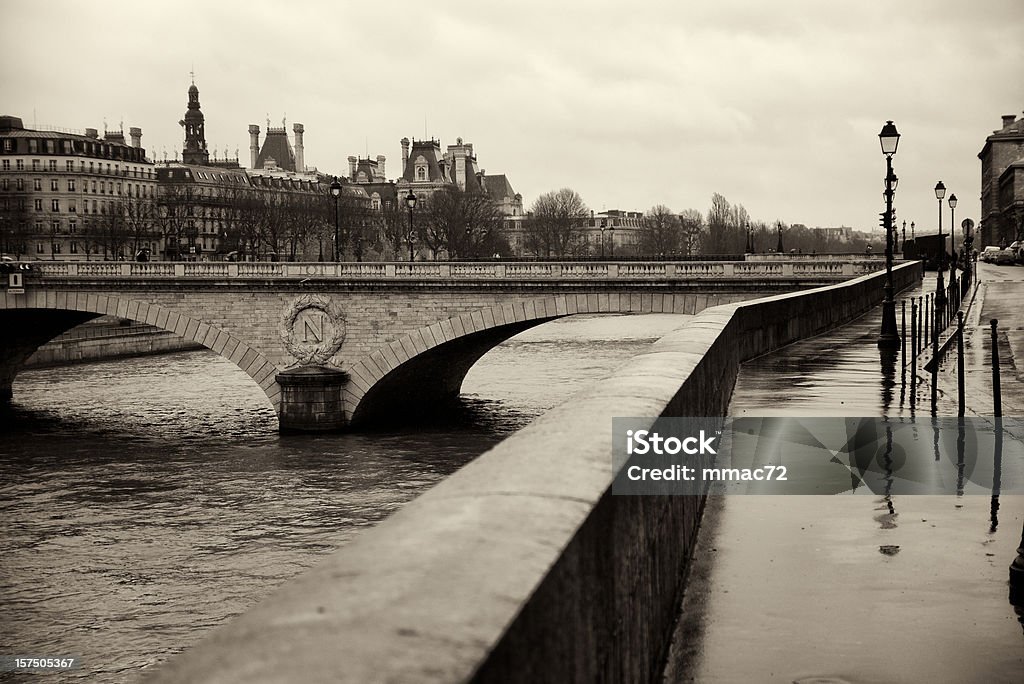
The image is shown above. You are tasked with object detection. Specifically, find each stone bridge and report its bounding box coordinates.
[1,259,884,430]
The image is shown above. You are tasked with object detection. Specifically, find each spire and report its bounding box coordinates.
[182,79,208,165]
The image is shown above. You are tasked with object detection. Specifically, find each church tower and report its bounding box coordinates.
[179,79,209,165]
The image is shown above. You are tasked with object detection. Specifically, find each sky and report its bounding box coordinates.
[3,0,1023,234]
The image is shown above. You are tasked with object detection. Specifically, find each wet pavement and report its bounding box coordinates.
[664,263,1024,683]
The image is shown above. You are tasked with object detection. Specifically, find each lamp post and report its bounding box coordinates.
[948,193,958,290]
[877,120,900,350]
[776,221,784,254]
[405,190,417,262]
[600,219,607,259]
[745,221,754,253]
[330,177,342,261]
[608,223,615,258]
[934,181,947,321]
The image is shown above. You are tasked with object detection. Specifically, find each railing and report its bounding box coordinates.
[28,259,887,281]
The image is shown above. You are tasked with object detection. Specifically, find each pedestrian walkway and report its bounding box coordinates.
[664,263,1024,683]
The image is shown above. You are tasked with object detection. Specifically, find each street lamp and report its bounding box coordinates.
[776,221,784,254]
[600,219,607,259]
[745,221,753,254]
[948,193,958,289]
[934,181,947,321]
[877,120,900,350]
[330,177,342,261]
[405,190,417,262]
[608,223,615,258]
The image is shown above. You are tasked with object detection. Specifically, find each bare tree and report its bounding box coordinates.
[524,188,588,258]
[0,192,31,259]
[124,195,158,257]
[678,209,704,256]
[637,204,682,257]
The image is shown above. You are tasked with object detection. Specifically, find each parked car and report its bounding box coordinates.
[1011,241,1024,264]
[980,246,1000,263]
[981,246,1017,265]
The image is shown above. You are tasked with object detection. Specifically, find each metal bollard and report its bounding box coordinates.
[992,319,1002,418]
[931,295,940,411]
[911,300,918,410]
[956,310,964,417]
[901,300,907,386]
[924,294,930,350]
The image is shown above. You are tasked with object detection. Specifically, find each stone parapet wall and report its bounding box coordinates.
[148,261,921,683]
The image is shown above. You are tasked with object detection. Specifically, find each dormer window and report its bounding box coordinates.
[414,155,428,182]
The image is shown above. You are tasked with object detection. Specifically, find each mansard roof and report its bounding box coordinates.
[481,174,516,200]
[401,139,447,182]
[255,127,296,171]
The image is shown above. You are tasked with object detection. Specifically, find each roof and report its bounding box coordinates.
[255,128,296,172]
[401,139,447,183]
[481,174,516,200]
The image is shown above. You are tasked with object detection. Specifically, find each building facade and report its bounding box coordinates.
[0,114,158,261]
[978,111,1024,247]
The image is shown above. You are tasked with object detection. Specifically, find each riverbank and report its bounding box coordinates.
[24,316,203,369]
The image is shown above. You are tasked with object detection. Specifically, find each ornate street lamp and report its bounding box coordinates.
[877,120,900,350]
[934,181,947,319]
[745,221,754,254]
[948,193,958,289]
[608,223,615,258]
[776,221,784,254]
[405,190,417,262]
[600,219,607,259]
[330,177,342,261]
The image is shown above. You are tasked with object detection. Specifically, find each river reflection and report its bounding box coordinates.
[0,313,688,683]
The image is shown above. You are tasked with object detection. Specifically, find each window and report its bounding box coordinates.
[16,178,23,190]
[69,219,77,233]
[68,200,76,213]
[70,241,78,254]
[45,140,55,154]
[51,179,59,191]
[63,141,73,154]
[36,242,44,254]
[2,159,9,170]
[52,220,60,233]
[52,242,62,254]
[2,139,11,152]
[92,200,97,213]
[32,159,40,171]
[92,181,97,193]
[100,182,105,194]
[34,199,42,211]
[48,159,57,171]
[52,199,60,212]
[16,159,24,170]
[28,140,38,153]
[34,179,42,191]
[68,179,76,192]
[66,160,74,171]
[0,179,6,191]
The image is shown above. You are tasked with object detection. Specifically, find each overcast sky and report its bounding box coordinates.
[3,0,1022,233]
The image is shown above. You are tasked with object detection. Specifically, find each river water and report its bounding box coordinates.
[0,313,688,682]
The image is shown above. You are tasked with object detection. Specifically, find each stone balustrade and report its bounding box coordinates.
[30,259,888,281]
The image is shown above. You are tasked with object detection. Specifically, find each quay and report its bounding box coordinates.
[146,261,922,682]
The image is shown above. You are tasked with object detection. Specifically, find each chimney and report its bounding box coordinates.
[1002,114,1018,129]
[129,127,142,148]
[248,125,260,168]
[348,155,358,179]
[293,123,304,172]
[401,137,410,167]
[376,154,386,180]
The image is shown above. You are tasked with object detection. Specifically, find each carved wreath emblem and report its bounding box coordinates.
[280,294,346,366]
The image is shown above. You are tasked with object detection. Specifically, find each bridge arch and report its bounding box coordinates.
[344,292,706,427]
[0,291,281,411]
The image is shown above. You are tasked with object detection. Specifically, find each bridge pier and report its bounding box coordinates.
[275,366,349,432]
